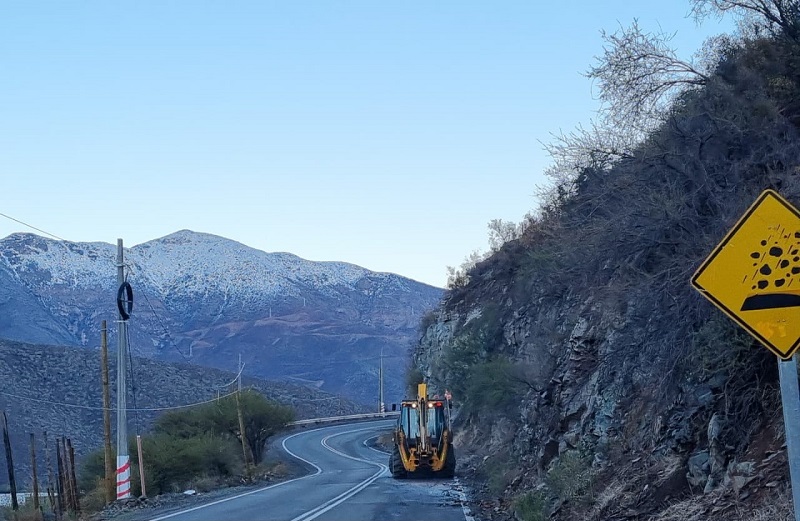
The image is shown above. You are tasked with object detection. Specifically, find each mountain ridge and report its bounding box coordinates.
[0,230,442,404]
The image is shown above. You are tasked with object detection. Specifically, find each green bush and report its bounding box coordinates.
[211,391,295,465]
[154,390,295,466]
[189,475,223,493]
[133,433,242,495]
[481,453,519,494]
[79,390,295,500]
[689,314,755,378]
[78,447,107,493]
[0,502,44,521]
[438,304,508,408]
[153,406,217,439]
[80,480,108,513]
[546,449,595,504]
[514,491,547,521]
[463,358,523,413]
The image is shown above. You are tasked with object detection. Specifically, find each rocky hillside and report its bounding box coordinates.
[414,6,800,521]
[0,338,364,489]
[0,230,442,404]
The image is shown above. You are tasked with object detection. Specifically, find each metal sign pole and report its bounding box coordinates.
[779,355,800,521]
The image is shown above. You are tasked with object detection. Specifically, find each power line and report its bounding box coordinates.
[126,333,141,434]
[0,216,216,419]
[213,363,246,390]
[0,389,239,412]
[136,283,191,360]
[122,262,191,361]
[0,211,68,242]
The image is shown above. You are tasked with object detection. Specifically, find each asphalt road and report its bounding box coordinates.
[142,420,472,521]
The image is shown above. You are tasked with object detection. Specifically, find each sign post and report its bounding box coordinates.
[779,356,800,521]
[692,189,800,521]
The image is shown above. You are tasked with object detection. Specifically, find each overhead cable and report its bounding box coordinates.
[0,211,69,242]
[0,389,239,412]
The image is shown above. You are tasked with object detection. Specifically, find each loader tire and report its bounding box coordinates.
[441,445,456,479]
[390,447,407,479]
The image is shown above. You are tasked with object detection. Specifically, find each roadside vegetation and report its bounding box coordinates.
[79,389,294,512]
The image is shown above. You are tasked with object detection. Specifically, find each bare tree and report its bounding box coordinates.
[446,249,486,289]
[540,121,637,194]
[487,219,520,252]
[691,0,800,40]
[588,20,709,134]
[540,21,709,195]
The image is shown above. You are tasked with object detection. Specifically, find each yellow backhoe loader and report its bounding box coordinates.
[389,383,455,478]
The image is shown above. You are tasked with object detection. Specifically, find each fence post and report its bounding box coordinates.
[30,433,40,519]
[67,439,81,515]
[2,411,18,511]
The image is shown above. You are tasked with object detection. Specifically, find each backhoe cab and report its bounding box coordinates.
[389,383,455,478]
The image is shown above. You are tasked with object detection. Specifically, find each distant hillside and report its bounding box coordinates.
[415,9,800,521]
[0,338,364,488]
[0,230,442,404]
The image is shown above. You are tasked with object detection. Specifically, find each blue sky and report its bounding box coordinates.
[0,1,732,287]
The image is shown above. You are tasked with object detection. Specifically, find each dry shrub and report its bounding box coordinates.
[80,482,108,514]
[732,490,792,521]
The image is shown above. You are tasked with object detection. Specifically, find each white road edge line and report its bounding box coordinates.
[453,478,476,521]
[289,425,390,521]
[363,435,391,456]
[145,426,331,521]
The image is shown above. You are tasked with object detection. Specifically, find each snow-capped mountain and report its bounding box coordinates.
[0,230,443,404]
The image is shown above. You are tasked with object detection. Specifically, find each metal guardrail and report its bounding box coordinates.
[289,411,399,426]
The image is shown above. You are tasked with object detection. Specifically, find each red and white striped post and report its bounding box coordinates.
[116,456,131,499]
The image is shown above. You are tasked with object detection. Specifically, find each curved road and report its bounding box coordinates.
[143,420,472,521]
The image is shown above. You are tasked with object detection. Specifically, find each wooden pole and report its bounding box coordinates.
[61,438,73,513]
[43,431,58,520]
[67,439,80,516]
[64,439,76,513]
[58,438,69,513]
[55,438,65,516]
[2,411,18,511]
[30,433,40,515]
[100,320,114,505]
[60,438,74,514]
[136,435,146,498]
[235,390,250,479]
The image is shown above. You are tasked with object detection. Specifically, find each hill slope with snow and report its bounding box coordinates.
[0,230,442,403]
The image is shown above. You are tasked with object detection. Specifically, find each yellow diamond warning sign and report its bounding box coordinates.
[692,190,800,359]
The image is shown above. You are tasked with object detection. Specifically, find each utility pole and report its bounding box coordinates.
[236,390,250,480]
[238,354,244,392]
[379,348,385,415]
[235,353,250,478]
[100,321,114,504]
[116,239,131,500]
